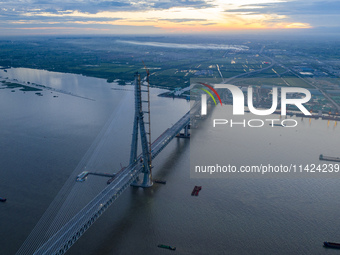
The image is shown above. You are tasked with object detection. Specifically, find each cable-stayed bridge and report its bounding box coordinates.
[33,112,189,255]
[16,73,192,255]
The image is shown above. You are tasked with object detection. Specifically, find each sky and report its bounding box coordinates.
[0,0,339,35]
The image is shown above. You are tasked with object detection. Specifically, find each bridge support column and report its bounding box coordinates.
[176,123,190,138]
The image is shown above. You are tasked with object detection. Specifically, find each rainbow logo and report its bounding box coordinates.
[199,82,222,106]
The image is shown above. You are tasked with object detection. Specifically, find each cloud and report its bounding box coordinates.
[0,1,132,15]
[1,0,214,16]
[1,0,339,35]
[151,0,215,10]
[158,18,208,23]
[224,0,340,27]
[226,1,340,15]
[0,0,215,31]
[0,24,164,35]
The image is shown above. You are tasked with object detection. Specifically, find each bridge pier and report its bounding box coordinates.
[131,171,153,188]
[176,123,190,138]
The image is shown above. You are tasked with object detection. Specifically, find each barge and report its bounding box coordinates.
[191,186,202,196]
[319,154,340,162]
[158,244,176,251]
[324,241,340,249]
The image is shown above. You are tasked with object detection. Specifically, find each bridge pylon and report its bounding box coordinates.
[130,72,153,187]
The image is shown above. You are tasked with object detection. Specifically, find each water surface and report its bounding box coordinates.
[0,67,339,255]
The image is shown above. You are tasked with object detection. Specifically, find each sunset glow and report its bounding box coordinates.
[0,0,337,35]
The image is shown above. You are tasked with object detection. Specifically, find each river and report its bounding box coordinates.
[0,67,340,255]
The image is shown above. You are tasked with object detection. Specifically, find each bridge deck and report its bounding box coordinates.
[33,111,190,255]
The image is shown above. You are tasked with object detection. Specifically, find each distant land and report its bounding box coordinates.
[1,35,340,113]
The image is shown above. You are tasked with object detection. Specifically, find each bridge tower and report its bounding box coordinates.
[130,72,153,187]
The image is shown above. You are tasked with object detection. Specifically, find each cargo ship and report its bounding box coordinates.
[157,244,176,250]
[324,241,340,249]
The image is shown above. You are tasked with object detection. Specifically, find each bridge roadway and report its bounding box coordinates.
[33,110,190,255]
